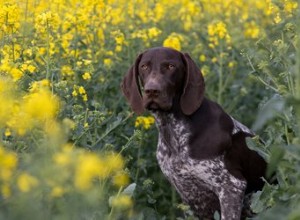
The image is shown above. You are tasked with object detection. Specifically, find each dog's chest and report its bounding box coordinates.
[152,113,245,210]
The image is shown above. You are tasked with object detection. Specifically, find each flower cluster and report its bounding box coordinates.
[0,77,59,135]
[0,146,18,198]
[135,116,155,130]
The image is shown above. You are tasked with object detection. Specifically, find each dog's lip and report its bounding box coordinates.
[145,101,160,110]
[144,99,172,112]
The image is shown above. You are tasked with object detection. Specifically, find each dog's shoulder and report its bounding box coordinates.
[187,97,234,160]
[186,97,267,192]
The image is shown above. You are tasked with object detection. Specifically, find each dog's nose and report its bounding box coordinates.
[144,81,161,97]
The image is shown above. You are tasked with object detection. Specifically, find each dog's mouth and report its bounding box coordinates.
[146,101,160,111]
[144,99,172,112]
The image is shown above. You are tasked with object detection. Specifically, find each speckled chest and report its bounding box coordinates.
[152,112,246,214]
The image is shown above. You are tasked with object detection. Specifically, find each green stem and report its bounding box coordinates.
[107,186,124,220]
[134,129,144,183]
[217,44,224,104]
[170,187,177,220]
[46,21,50,80]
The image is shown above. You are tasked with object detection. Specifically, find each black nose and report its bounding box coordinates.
[144,82,161,97]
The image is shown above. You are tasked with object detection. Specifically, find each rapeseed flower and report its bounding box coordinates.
[4,87,59,135]
[163,33,182,51]
[0,78,15,127]
[148,27,162,39]
[35,11,59,34]
[244,22,260,39]
[0,3,21,34]
[110,194,133,209]
[1,184,11,198]
[61,65,74,77]
[50,186,65,198]
[17,173,39,193]
[113,172,130,187]
[135,116,155,130]
[74,152,105,190]
[82,72,91,80]
[23,89,59,121]
[74,152,124,191]
[0,146,18,182]
[104,58,113,67]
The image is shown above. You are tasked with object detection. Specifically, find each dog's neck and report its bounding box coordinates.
[151,110,190,158]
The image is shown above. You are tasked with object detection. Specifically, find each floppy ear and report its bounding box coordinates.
[180,53,205,115]
[121,54,144,114]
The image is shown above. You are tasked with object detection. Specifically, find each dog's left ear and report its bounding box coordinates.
[121,54,144,115]
[180,53,205,115]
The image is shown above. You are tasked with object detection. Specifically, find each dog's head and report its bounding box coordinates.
[121,47,205,115]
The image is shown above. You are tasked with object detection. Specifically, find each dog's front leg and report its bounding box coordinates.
[218,184,246,220]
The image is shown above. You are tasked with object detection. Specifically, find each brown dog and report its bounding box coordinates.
[122,47,267,219]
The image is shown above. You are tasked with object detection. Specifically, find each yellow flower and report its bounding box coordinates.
[104,58,113,67]
[74,152,105,190]
[199,55,206,62]
[23,89,59,121]
[35,11,59,33]
[201,65,210,77]
[29,79,50,93]
[153,3,165,22]
[51,186,65,198]
[148,27,162,39]
[21,61,36,74]
[0,81,14,126]
[112,30,125,45]
[0,147,18,181]
[61,65,74,77]
[113,172,130,187]
[284,1,298,14]
[274,13,282,24]
[83,59,92,65]
[10,68,23,81]
[72,89,78,97]
[104,153,124,173]
[54,152,71,166]
[110,194,133,209]
[17,173,39,192]
[244,22,260,39]
[115,45,122,52]
[163,33,182,51]
[4,128,11,137]
[135,116,155,129]
[0,4,21,34]
[228,61,236,68]
[78,86,86,95]
[208,21,227,39]
[1,184,11,198]
[82,72,91,80]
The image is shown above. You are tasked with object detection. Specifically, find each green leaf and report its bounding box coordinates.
[267,146,285,178]
[246,137,270,162]
[252,95,285,131]
[123,183,136,196]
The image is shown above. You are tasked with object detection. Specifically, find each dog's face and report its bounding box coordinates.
[122,47,205,115]
[138,47,186,112]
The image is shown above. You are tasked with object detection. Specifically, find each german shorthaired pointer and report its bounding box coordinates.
[122,47,267,220]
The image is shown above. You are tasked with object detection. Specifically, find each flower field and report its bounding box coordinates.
[0,0,299,219]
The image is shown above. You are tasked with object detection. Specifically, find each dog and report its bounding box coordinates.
[121,47,267,219]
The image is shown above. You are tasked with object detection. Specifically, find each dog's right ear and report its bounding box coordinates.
[121,54,144,114]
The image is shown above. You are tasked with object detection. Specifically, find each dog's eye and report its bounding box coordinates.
[167,64,175,70]
[141,64,148,70]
